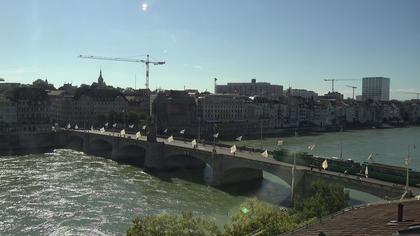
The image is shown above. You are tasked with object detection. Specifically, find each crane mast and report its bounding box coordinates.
[78,54,165,89]
[346,85,358,100]
[324,78,359,92]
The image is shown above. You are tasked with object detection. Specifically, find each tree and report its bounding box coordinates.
[58,83,77,92]
[32,78,56,90]
[222,199,298,236]
[126,212,220,236]
[293,180,350,220]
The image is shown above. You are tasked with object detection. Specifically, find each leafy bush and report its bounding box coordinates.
[126,212,220,236]
[222,199,298,236]
[127,181,349,235]
[293,180,350,220]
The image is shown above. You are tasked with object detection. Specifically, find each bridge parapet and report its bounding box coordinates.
[58,130,413,202]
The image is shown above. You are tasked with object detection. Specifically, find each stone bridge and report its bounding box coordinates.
[58,130,418,201]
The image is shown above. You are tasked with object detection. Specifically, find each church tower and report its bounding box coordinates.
[98,69,104,85]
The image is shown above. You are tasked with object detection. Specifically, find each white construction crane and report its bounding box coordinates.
[346,85,358,100]
[402,91,420,100]
[324,79,359,92]
[78,54,165,89]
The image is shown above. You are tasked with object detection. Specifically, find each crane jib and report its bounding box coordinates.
[78,54,165,89]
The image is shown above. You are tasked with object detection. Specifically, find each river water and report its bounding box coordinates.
[228,126,420,170]
[1,127,419,235]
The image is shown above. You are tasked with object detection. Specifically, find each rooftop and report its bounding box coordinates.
[286,199,420,236]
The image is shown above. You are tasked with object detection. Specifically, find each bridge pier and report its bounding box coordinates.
[144,142,166,170]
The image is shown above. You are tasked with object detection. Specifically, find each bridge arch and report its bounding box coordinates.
[164,150,214,185]
[220,159,294,187]
[113,144,146,167]
[64,135,84,150]
[88,138,113,158]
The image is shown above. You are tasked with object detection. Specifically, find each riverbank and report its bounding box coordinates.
[217,123,414,141]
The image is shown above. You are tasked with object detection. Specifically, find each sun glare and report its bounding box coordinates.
[141,3,148,12]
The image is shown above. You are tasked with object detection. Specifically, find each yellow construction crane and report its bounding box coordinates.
[324,79,359,92]
[78,54,165,89]
[346,85,358,99]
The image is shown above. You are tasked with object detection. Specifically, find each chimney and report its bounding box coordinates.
[251,78,256,83]
[397,203,404,222]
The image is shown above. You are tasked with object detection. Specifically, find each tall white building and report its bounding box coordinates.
[362,77,390,101]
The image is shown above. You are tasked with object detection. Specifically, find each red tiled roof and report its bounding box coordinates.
[286,199,420,236]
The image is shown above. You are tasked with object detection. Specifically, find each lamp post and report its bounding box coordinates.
[401,145,415,199]
[405,145,412,195]
[291,151,296,204]
[260,119,263,149]
[197,116,201,142]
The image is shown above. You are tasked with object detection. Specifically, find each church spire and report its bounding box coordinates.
[98,69,104,85]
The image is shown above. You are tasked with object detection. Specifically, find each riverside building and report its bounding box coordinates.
[215,79,283,100]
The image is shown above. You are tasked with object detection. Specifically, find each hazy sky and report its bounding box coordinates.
[1,0,419,99]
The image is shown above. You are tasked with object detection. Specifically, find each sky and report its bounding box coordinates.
[0,0,419,100]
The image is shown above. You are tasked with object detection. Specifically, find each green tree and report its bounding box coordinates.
[222,199,298,236]
[32,78,55,90]
[293,180,350,220]
[126,212,219,236]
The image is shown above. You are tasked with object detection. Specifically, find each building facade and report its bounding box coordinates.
[362,77,390,101]
[10,87,51,135]
[49,71,128,128]
[124,89,151,117]
[0,99,17,124]
[215,79,283,99]
[152,90,197,134]
[197,94,246,123]
[288,89,318,100]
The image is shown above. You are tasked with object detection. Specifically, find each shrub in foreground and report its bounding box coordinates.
[222,199,299,236]
[126,211,220,236]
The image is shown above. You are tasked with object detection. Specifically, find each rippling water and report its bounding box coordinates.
[0,149,295,235]
[0,149,255,235]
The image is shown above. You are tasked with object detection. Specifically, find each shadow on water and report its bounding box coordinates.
[218,172,292,207]
[124,162,294,207]
[147,168,207,186]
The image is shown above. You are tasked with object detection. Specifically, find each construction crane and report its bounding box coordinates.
[324,79,359,92]
[78,54,165,89]
[346,85,358,99]
[402,91,420,100]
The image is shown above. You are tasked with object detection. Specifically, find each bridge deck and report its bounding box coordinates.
[65,129,420,196]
